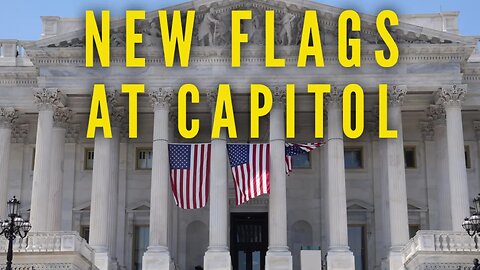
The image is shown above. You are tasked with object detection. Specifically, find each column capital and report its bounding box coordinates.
[106,90,120,107]
[426,105,446,125]
[367,107,380,140]
[419,120,434,141]
[53,107,73,128]
[33,88,66,111]
[435,84,467,107]
[169,111,178,126]
[387,85,407,106]
[272,86,286,105]
[11,123,29,143]
[65,124,80,143]
[206,90,217,111]
[324,86,343,107]
[110,106,126,128]
[0,107,18,129]
[473,121,480,140]
[366,121,379,140]
[148,87,174,111]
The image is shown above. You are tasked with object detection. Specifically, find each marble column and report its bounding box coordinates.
[0,108,18,219]
[420,119,437,231]
[204,91,231,270]
[168,112,179,261]
[266,87,292,270]
[426,105,452,230]
[31,88,65,232]
[324,87,355,270]
[10,124,29,204]
[474,121,480,194]
[46,108,72,231]
[143,87,173,270]
[107,106,124,269]
[62,124,80,231]
[435,85,470,230]
[89,91,122,270]
[368,117,389,268]
[384,86,410,270]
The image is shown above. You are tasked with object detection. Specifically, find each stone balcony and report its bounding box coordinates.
[0,231,98,270]
[402,230,480,270]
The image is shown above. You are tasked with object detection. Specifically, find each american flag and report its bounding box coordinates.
[227,144,270,205]
[168,143,211,210]
[285,143,325,174]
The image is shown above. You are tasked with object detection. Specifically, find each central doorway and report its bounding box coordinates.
[230,213,268,270]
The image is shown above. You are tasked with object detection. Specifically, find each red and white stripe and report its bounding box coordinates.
[170,144,211,209]
[231,144,270,205]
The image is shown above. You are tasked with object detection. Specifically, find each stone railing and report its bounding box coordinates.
[402,231,479,270]
[0,231,96,269]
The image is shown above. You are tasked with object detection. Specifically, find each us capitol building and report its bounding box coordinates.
[0,0,480,270]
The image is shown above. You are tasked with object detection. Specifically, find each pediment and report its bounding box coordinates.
[347,199,373,212]
[127,200,151,212]
[407,199,427,212]
[31,0,477,51]
[73,201,91,212]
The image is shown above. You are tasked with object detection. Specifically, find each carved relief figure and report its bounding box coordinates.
[278,8,296,45]
[143,20,162,46]
[111,29,126,47]
[245,8,263,45]
[198,8,220,46]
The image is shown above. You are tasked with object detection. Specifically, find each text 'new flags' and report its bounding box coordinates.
[168,143,211,209]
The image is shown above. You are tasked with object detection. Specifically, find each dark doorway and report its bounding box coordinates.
[230,213,268,270]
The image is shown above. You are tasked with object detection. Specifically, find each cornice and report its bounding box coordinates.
[26,43,475,67]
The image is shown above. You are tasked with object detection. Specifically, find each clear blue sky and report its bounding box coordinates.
[1,0,479,40]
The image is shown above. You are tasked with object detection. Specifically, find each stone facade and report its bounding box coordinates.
[0,0,480,270]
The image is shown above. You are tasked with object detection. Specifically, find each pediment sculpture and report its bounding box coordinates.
[43,0,463,49]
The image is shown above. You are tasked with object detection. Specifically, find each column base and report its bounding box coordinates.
[142,247,173,270]
[266,249,292,270]
[326,249,355,270]
[204,249,232,270]
[385,249,405,270]
[93,251,116,270]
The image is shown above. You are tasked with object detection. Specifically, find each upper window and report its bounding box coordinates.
[291,152,311,169]
[137,148,153,170]
[404,146,417,169]
[344,147,363,169]
[84,149,95,170]
[465,146,472,169]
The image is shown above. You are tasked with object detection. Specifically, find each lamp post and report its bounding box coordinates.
[462,193,480,248]
[0,196,32,270]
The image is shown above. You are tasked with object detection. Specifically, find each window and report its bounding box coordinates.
[84,149,94,170]
[465,146,471,169]
[80,226,90,243]
[136,148,153,170]
[404,146,417,169]
[344,147,363,169]
[291,152,311,169]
